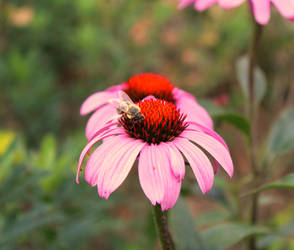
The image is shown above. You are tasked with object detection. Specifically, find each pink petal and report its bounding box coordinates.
[84,136,123,186]
[195,0,217,11]
[87,120,120,142]
[99,139,145,199]
[142,95,156,101]
[138,145,165,205]
[271,0,294,19]
[186,122,229,150]
[80,91,117,115]
[176,98,214,129]
[174,138,214,193]
[80,83,123,116]
[250,0,271,25]
[76,126,124,184]
[161,142,185,181]
[181,130,234,177]
[85,105,117,139]
[218,0,245,9]
[95,136,133,192]
[107,84,125,92]
[186,122,224,174]
[173,88,197,102]
[156,144,182,211]
[178,0,196,9]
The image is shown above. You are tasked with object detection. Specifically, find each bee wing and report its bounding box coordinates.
[108,98,121,109]
[118,91,134,104]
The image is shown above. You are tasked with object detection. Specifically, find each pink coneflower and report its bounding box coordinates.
[80,73,213,140]
[178,0,294,25]
[76,97,233,211]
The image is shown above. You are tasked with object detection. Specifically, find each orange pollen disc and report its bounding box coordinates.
[124,73,175,103]
[119,99,187,144]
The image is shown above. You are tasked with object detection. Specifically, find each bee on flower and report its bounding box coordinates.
[77,74,234,211]
[80,73,213,140]
[109,91,145,122]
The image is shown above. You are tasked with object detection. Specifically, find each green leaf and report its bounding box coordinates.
[196,210,230,228]
[169,198,207,250]
[198,100,225,117]
[2,205,62,244]
[259,219,294,248]
[266,108,294,161]
[214,113,250,138]
[36,134,57,169]
[199,100,250,138]
[202,223,269,250]
[241,173,294,197]
[0,137,18,165]
[236,56,266,105]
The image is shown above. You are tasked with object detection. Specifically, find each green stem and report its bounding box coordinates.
[152,205,175,250]
[247,8,263,250]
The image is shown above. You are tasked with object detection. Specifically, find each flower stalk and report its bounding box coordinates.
[247,9,263,250]
[152,205,175,250]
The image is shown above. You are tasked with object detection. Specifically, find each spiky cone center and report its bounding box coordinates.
[124,73,176,103]
[120,99,187,144]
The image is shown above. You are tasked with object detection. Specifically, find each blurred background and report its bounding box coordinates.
[1,0,294,249]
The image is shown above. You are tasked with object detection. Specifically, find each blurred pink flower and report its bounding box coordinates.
[76,97,233,211]
[81,73,213,140]
[178,0,294,25]
[213,93,229,106]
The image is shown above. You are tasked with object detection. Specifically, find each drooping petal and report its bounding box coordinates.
[250,0,271,25]
[138,145,165,205]
[95,136,133,193]
[186,121,229,150]
[80,91,118,115]
[271,0,294,19]
[213,159,220,174]
[87,120,119,142]
[181,130,234,177]
[100,139,146,199]
[76,126,124,184]
[185,123,227,174]
[85,105,117,139]
[218,0,245,9]
[84,136,123,186]
[176,98,213,129]
[174,138,214,193]
[195,0,217,11]
[178,0,195,9]
[155,144,182,211]
[161,142,185,181]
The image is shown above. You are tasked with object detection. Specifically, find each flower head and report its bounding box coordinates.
[76,97,233,211]
[124,73,175,103]
[178,0,294,25]
[80,73,213,140]
[121,98,188,144]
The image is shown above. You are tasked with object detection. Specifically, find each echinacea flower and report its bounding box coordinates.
[76,97,233,211]
[178,0,294,25]
[81,73,213,140]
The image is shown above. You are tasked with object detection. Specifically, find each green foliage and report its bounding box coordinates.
[202,223,269,250]
[266,108,294,162]
[200,100,250,138]
[214,113,250,138]
[0,134,122,249]
[170,198,206,250]
[1,0,294,249]
[242,173,294,196]
[236,55,267,106]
